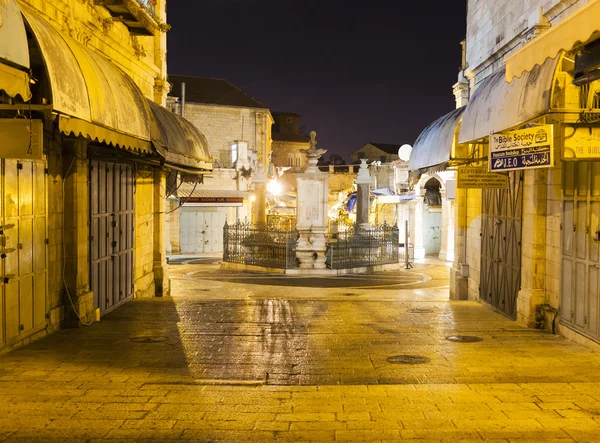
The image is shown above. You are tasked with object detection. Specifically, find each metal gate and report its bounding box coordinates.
[90,160,134,315]
[1,159,47,350]
[480,171,523,319]
[561,161,600,340]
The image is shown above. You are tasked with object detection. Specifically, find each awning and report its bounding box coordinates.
[0,0,31,100]
[149,101,212,172]
[505,0,600,82]
[175,185,250,199]
[408,107,465,171]
[458,56,559,144]
[21,4,153,153]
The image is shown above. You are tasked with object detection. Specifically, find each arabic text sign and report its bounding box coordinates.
[457,168,508,189]
[489,125,553,172]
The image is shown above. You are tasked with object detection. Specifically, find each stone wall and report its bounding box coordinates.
[350,145,398,164]
[272,140,310,168]
[182,103,272,167]
[466,188,482,300]
[134,168,156,299]
[466,0,591,84]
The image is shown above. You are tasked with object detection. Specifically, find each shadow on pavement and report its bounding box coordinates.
[0,297,192,381]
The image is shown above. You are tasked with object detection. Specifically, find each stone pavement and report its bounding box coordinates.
[2,262,600,441]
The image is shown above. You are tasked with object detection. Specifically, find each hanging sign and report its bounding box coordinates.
[0,119,43,159]
[457,168,508,188]
[563,126,600,159]
[489,125,553,172]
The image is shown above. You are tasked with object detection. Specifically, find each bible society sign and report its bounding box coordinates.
[489,125,553,172]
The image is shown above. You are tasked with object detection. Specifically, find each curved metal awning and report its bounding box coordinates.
[458,56,559,145]
[408,107,465,171]
[505,0,600,82]
[20,4,153,153]
[0,0,31,100]
[148,101,213,173]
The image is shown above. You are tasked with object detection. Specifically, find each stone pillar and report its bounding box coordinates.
[295,131,329,269]
[167,199,181,254]
[439,189,453,261]
[355,159,374,231]
[450,187,468,300]
[153,169,169,297]
[252,164,268,228]
[412,196,425,259]
[63,139,94,326]
[517,168,547,327]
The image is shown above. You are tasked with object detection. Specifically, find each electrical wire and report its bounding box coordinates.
[165,180,198,215]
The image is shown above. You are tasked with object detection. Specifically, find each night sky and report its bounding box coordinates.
[167,1,466,161]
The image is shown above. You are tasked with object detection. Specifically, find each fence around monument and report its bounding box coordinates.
[223,220,299,269]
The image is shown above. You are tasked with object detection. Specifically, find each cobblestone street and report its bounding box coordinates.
[2,262,600,441]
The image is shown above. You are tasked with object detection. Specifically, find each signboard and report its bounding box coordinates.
[457,168,508,189]
[563,126,600,159]
[0,119,43,159]
[489,125,553,172]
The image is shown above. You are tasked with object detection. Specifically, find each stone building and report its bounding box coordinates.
[166,76,273,254]
[410,0,600,347]
[350,142,401,165]
[0,0,211,353]
[271,112,310,170]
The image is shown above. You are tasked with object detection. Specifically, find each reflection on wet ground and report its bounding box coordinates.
[166,263,592,386]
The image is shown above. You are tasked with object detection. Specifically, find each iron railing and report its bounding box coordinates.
[399,242,415,268]
[223,220,299,269]
[326,223,400,269]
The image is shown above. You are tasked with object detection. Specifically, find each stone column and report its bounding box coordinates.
[413,195,425,259]
[439,189,450,261]
[63,139,94,326]
[252,163,268,228]
[355,159,374,231]
[517,168,547,327]
[450,187,468,300]
[295,132,329,269]
[153,169,169,297]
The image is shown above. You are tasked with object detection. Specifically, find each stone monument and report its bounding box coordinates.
[252,162,267,228]
[355,159,374,231]
[295,131,329,269]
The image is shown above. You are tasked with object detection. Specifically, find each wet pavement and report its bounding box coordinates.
[3,261,600,441]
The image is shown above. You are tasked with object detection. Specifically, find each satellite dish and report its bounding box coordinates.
[398,144,412,162]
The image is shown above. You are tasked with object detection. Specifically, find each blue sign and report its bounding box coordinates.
[490,149,551,171]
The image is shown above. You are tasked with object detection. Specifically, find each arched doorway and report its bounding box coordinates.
[423,178,442,256]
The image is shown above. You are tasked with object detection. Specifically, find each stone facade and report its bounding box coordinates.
[350,143,400,165]
[166,93,271,255]
[174,102,272,168]
[0,0,174,353]
[465,0,591,86]
[455,0,600,346]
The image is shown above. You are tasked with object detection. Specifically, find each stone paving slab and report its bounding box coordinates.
[1,264,600,440]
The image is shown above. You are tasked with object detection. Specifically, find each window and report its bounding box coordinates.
[286,117,292,124]
[231,143,238,163]
[357,152,365,159]
[295,157,300,167]
[380,155,387,162]
[288,155,293,166]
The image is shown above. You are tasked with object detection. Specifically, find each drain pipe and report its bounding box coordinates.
[181,82,186,118]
